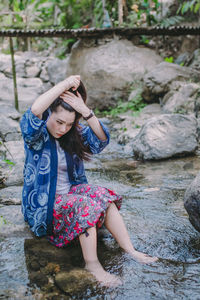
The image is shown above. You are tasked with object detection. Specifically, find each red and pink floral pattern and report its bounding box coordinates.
[48,184,122,247]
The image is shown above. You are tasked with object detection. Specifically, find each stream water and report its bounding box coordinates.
[1,141,200,299]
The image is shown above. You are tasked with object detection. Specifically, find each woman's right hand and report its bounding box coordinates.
[64,75,80,91]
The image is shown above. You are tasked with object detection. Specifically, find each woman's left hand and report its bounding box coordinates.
[60,91,90,116]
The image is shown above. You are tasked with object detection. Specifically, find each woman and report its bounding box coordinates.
[20,75,157,286]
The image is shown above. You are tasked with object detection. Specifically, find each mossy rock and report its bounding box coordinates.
[55,268,95,294]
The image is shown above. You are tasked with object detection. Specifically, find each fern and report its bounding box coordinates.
[177,0,200,15]
[159,16,184,28]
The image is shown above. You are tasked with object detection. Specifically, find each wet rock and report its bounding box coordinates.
[30,260,41,271]
[66,39,162,109]
[55,269,95,294]
[132,114,198,160]
[43,262,61,275]
[184,171,200,233]
[0,186,22,205]
[29,271,48,288]
[142,62,200,102]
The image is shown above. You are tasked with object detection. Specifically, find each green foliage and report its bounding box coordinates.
[164,56,174,63]
[102,92,146,117]
[140,35,150,44]
[140,0,160,26]
[3,159,15,166]
[158,16,184,28]
[0,215,7,229]
[177,0,200,15]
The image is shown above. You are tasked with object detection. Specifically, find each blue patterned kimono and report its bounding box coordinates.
[20,108,109,237]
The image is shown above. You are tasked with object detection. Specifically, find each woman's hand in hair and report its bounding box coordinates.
[64,75,81,91]
[60,90,90,117]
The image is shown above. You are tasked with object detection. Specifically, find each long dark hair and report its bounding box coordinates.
[49,80,91,161]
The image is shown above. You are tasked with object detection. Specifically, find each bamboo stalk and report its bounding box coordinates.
[118,0,123,26]
[9,37,19,111]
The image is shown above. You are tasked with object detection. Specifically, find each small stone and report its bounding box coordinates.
[29,272,48,288]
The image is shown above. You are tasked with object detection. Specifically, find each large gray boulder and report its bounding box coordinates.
[132,114,198,160]
[184,171,200,233]
[142,62,200,102]
[66,39,162,109]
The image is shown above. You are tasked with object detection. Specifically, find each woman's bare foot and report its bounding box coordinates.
[130,250,158,264]
[85,260,123,287]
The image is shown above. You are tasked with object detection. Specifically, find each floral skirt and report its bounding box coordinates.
[48,184,122,248]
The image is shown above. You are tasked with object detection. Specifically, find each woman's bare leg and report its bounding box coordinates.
[105,203,158,264]
[79,226,122,286]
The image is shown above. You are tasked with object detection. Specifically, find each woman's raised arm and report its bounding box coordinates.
[31,75,80,119]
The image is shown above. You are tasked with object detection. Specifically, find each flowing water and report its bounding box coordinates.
[1,140,200,299]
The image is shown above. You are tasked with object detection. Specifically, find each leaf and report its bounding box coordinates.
[164,56,174,63]
[194,2,200,13]
[3,159,15,166]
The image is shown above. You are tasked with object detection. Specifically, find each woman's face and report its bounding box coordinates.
[47,106,75,138]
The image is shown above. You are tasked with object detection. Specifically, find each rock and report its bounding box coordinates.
[0,186,22,205]
[0,140,24,187]
[132,114,198,160]
[40,66,50,82]
[188,49,200,71]
[184,171,200,232]
[29,272,48,288]
[3,163,24,187]
[174,52,193,66]
[114,104,162,145]
[0,53,26,78]
[128,87,143,102]
[0,205,31,238]
[161,82,200,114]
[17,77,45,111]
[0,104,21,121]
[26,65,40,77]
[3,140,24,163]
[55,269,95,294]
[46,57,68,84]
[0,76,45,112]
[66,39,162,109]
[142,62,200,102]
[0,115,21,142]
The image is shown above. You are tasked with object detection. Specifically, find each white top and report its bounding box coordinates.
[56,140,71,194]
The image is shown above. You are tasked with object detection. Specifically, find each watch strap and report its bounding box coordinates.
[83,110,94,121]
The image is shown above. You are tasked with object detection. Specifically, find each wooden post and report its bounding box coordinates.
[9,37,19,111]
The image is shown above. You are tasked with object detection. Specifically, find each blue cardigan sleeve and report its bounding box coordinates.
[20,108,49,150]
[81,121,110,154]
